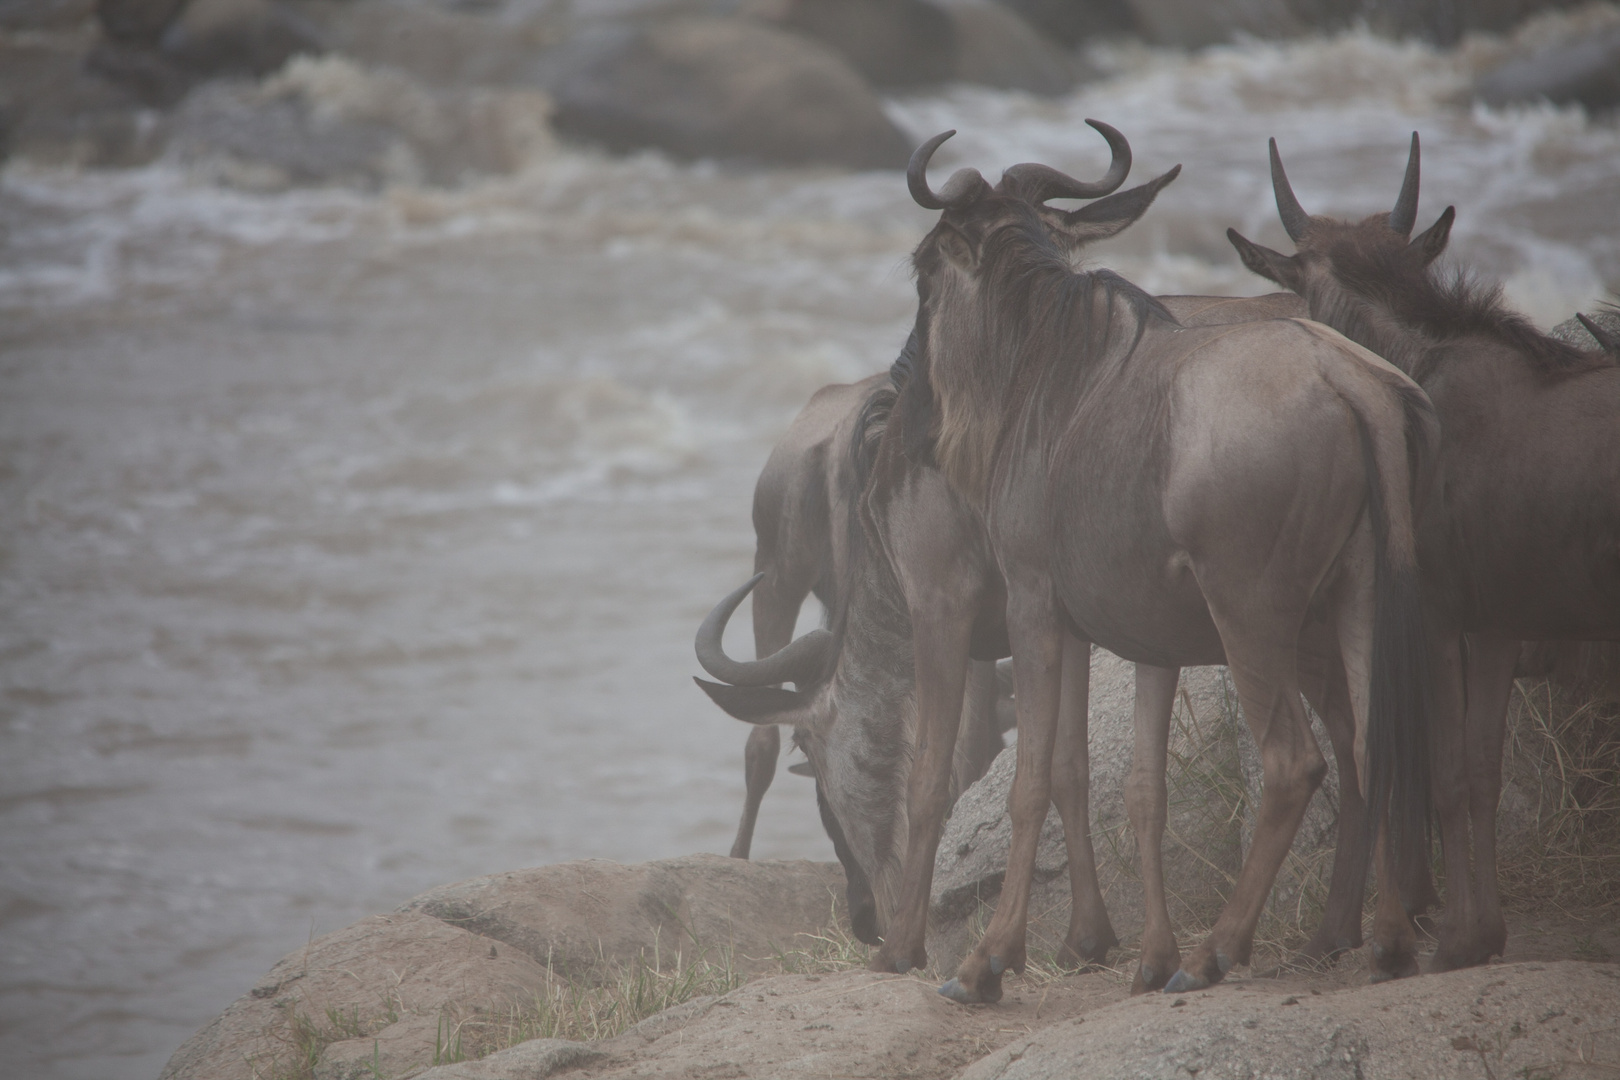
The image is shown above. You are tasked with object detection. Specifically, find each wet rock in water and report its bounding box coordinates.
[776,0,956,87]
[1,0,95,31]
[164,54,555,187]
[958,962,1620,1080]
[994,0,1136,44]
[548,15,911,168]
[160,855,849,1080]
[0,29,169,165]
[773,0,1076,94]
[945,0,1077,95]
[1122,0,1311,47]
[1474,24,1620,112]
[159,0,326,78]
[929,650,1340,972]
[96,0,187,42]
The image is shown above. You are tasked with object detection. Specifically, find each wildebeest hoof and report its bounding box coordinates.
[988,955,1006,976]
[1162,968,1208,993]
[938,974,1002,1005]
[894,959,914,974]
[1368,942,1419,983]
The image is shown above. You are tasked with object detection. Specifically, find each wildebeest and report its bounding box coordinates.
[700,122,1437,1002]
[1226,134,1620,971]
[728,368,1005,945]
[893,126,1439,1003]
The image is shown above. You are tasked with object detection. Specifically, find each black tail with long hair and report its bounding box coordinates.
[1356,409,1434,898]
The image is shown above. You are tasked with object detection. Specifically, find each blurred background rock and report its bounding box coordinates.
[4,0,1618,179]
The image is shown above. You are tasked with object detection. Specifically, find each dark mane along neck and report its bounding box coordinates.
[1324,235,1609,382]
[926,199,1172,501]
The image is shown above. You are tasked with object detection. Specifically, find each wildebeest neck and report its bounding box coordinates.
[916,200,1171,504]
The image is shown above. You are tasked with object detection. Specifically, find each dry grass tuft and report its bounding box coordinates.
[1497,677,1620,916]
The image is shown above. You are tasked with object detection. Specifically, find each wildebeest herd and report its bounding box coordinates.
[693,123,1620,1005]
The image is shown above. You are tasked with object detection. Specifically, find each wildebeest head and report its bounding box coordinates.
[905,124,1180,500]
[695,563,917,947]
[1224,134,1458,332]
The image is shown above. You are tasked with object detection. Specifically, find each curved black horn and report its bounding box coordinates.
[1577,313,1620,355]
[1269,137,1312,244]
[695,574,834,688]
[1001,118,1132,204]
[1389,132,1421,236]
[908,130,988,211]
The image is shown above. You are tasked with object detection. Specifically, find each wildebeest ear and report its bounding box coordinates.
[1408,205,1454,265]
[1044,164,1181,247]
[694,678,811,724]
[935,224,976,271]
[786,760,817,777]
[1226,228,1303,291]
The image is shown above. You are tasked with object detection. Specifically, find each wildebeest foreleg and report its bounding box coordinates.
[1126,662,1180,993]
[941,587,1064,1004]
[1050,635,1118,968]
[1431,632,1515,971]
[868,606,975,976]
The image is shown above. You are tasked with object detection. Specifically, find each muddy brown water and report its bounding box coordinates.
[2,17,1618,1079]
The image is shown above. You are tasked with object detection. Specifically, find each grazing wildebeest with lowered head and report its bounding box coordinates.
[1226,133,1620,971]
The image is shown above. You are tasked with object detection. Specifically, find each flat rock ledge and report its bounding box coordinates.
[159,854,848,1080]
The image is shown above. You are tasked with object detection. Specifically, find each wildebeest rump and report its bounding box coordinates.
[897,126,1438,1003]
[1227,133,1620,972]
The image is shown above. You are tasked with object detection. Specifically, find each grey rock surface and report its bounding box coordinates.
[160,855,849,1080]
[945,0,1075,95]
[415,1038,602,1079]
[548,15,911,167]
[1475,24,1620,112]
[159,0,326,77]
[957,961,1620,1080]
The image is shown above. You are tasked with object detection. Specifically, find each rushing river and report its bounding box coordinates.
[2,17,1617,1079]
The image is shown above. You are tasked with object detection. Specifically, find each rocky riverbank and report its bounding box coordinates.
[159,847,1620,1080]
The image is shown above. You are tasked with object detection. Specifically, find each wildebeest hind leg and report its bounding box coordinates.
[1165,631,1325,993]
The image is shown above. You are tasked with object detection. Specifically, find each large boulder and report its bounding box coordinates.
[158,0,325,77]
[777,0,956,86]
[1475,23,1620,112]
[928,649,1342,972]
[548,15,911,168]
[774,0,1076,93]
[993,0,1135,44]
[160,855,850,1080]
[945,0,1076,95]
[0,28,169,164]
